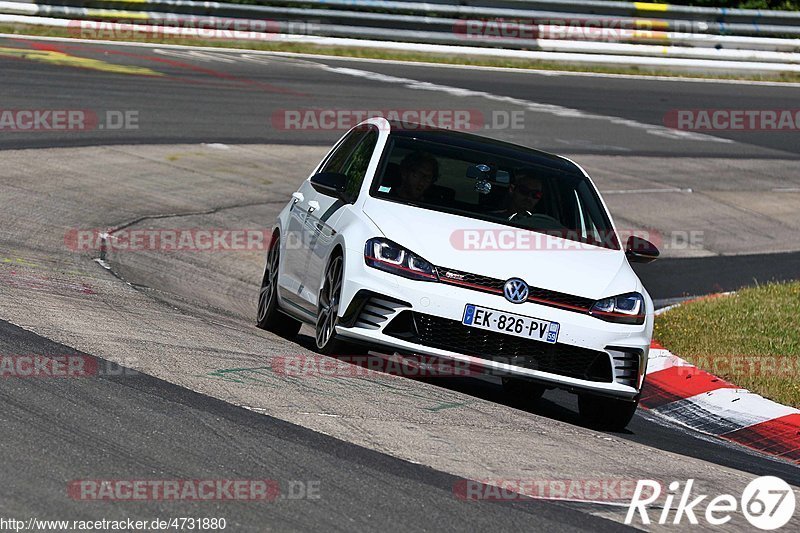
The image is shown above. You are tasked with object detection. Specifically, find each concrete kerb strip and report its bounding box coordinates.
[644,293,800,464]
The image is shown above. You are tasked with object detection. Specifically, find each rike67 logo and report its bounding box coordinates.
[626,477,796,530]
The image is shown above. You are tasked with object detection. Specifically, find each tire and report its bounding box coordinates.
[578,394,638,431]
[315,253,366,356]
[502,377,545,409]
[256,235,302,338]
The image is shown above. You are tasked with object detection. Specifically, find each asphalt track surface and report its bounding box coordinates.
[1,36,799,531]
[0,320,622,532]
[1,38,799,155]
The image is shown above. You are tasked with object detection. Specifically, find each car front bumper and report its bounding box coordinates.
[336,253,652,400]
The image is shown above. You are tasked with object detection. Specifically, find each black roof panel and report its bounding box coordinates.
[386,120,579,173]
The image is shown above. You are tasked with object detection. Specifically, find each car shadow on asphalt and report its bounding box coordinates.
[293,332,634,435]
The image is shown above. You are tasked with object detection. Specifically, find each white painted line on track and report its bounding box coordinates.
[603,187,694,194]
[154,48,238,63]
[319,65,734,144]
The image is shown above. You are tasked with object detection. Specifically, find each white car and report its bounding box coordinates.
[257,117,659,430]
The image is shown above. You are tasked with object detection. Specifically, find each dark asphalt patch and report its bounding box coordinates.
[633,251,800,300]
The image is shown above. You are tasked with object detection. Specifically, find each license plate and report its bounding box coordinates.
[462,304,560,344]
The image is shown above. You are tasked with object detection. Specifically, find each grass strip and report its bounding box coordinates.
[655,281,800,408]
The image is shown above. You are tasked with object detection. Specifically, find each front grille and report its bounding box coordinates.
[384,311,612,382]
[436,267,594,313]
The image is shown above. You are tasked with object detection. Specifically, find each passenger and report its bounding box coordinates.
[394,151,438,202]
[504,170,544,221]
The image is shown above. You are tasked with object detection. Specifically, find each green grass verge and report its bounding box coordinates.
[3,23,800,83]
[654,281,800,408]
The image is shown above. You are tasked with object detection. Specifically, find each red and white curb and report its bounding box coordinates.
[642,340,800,464]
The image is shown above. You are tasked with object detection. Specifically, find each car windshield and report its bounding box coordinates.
[370,135,619,250]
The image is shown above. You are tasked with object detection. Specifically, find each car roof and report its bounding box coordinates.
[385,120,579,174]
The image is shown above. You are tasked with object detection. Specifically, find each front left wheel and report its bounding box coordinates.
[315,253,366,356]
[256,235,302,338]
[315,253,346,354]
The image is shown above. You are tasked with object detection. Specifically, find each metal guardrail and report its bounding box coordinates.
[1,0,799,73]
[3,0,800,36]
[300,0,800,24]
[206,0,800,26]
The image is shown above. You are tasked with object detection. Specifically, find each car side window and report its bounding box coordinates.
[320,128,367,174]
[341,130,379,202]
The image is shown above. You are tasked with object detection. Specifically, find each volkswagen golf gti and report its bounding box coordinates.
[257,117,659,430]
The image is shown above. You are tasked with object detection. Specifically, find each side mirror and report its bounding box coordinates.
[625,235,659,264]
[310,172,349,201]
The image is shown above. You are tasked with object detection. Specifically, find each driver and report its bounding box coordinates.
[395,151,438,202]
[504,170,544,221]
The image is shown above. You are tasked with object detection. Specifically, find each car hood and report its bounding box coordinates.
[362,198,639,300]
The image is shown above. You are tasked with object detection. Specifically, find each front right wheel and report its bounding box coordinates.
[578,394,638,431]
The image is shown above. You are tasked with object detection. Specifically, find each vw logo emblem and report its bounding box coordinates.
[503,278,529,304]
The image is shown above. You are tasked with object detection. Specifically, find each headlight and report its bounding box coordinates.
[364,238,438,281]
[590,292,645,325]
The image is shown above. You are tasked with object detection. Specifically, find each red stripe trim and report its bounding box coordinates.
[721,414,800,464]
[440,278,591,313]
[440,277,503,294]
[528,296,589,312]
[640,365,737,410]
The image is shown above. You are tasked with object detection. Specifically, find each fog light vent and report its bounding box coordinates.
[355,296,407,330]
[607,347,642,388]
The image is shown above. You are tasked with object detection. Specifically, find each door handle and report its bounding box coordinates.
[307,200,320,213]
